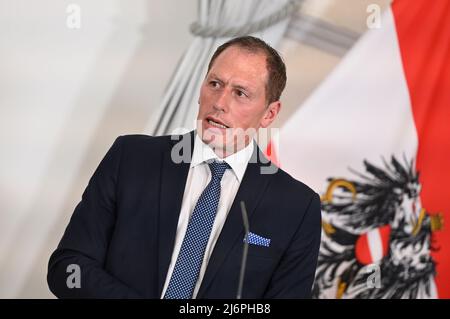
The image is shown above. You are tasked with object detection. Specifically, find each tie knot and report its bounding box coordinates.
[207,161,230,180]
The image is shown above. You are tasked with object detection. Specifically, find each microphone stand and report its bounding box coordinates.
[237,201,249,299]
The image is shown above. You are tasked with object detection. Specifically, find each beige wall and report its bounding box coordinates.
[0,0,195,298]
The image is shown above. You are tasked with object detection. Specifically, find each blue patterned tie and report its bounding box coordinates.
[164,160,230,299]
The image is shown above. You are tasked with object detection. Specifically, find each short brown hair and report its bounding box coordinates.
[207,36,287,104]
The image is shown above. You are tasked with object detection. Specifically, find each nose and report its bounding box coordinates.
[213,89,230,113]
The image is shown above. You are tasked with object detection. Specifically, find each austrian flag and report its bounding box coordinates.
[270,0,450,298]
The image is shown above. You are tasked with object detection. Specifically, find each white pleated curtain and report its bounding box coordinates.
[147,0,299,136]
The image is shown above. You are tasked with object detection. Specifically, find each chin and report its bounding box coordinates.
[202,129,226,148]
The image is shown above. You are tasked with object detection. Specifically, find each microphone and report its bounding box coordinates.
[237,200,250,299]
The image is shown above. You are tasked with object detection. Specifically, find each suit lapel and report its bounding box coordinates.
[196,146,274,298]
[157,131,194,296]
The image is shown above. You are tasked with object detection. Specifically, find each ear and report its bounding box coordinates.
[260,101,281,128]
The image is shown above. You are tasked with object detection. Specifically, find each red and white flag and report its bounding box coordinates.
[270,0,450,298]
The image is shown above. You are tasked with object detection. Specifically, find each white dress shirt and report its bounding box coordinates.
[161,133,254,298]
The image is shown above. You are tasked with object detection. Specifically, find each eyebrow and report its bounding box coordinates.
[208,73,224,84]
[233,84,250,93]
[208,73,254,93]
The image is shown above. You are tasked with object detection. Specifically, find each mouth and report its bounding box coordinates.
[205,116,230,129]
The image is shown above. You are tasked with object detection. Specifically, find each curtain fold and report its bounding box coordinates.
[146,0,298,135]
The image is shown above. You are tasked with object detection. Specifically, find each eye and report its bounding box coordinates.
[235,90,247,98]
[209,80,220,88]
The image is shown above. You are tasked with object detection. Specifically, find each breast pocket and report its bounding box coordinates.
[246,243,279,260]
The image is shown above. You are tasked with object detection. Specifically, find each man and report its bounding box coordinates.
[47,36,322,299]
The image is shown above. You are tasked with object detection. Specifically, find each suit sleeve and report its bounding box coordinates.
[264,192,322,298]
[47,136,142,298]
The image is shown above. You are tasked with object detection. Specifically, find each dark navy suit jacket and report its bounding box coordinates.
[47,131,321,298]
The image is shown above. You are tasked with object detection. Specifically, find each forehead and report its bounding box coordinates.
[208,46,268,84]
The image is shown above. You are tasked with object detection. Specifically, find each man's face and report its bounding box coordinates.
[197,46,280,157]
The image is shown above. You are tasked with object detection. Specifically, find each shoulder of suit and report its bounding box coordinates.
[115,133,175,152]
[271,165,319,200]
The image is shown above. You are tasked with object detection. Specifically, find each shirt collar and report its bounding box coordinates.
[191,132,254,183]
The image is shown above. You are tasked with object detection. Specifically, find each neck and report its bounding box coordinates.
[213,139,253,158]
[212,148,236,159]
